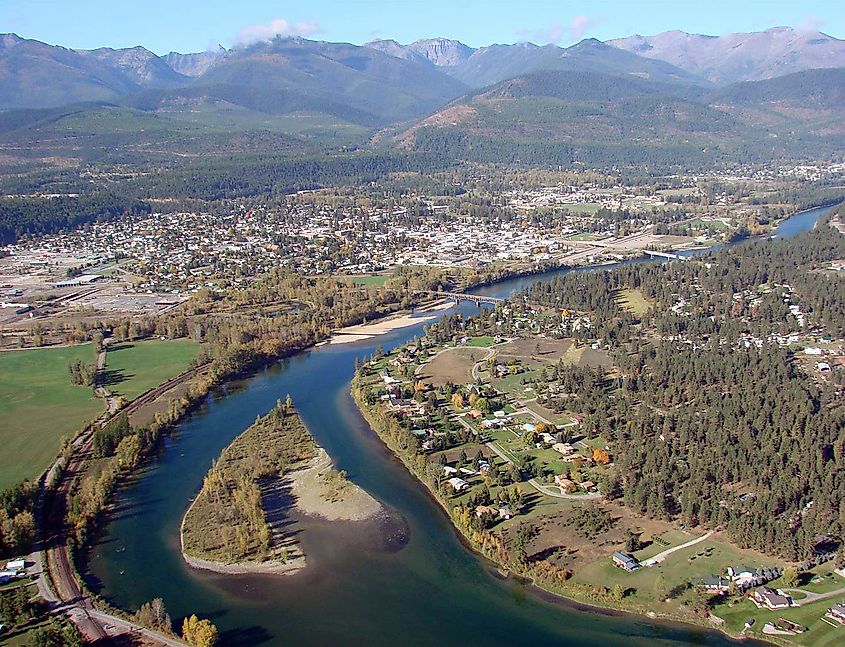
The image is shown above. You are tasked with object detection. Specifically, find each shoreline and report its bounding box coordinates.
[324,300,455,345]
[180,445,384,576]
[349,380,770,647]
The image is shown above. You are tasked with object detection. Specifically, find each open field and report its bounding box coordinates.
[574,532,785,608]
[616,288,652,315]
[337,273,392,287]
[417,348,480,386]
[103,339,201,400]
[496,338,574,364]
[0,344,104,489]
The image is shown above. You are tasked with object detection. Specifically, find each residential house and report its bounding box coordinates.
[612,551,640,571]
[447,477,469,492]
[697,575,731,594]
[750,587,792,610]
[826,603,845,624]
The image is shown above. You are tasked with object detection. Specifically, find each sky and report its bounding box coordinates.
[1,0,844,55]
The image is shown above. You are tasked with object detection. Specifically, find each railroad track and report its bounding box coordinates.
[39,363,209,643]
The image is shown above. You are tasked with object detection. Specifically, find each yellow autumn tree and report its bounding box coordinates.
[182,614,218,647]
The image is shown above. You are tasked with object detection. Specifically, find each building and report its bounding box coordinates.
[750,587,792,610]
[4,560,24,571]
[447,477,469,492]
[612,551,640,571]
[697,575,731,594]
[826,603,845,624]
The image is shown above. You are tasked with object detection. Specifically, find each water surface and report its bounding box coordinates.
[86,206,829,645]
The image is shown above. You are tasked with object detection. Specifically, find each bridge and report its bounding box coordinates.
[432,291,505,306]
[643,249,688,261]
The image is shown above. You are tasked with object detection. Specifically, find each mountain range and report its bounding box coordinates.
[1,27,843,119]
[610,26,845,84]
[0,27,843,172]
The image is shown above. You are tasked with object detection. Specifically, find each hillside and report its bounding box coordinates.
[398,68,844,169]
[365,37,703,88]
[610,26,845,84]
[191,36,469,124]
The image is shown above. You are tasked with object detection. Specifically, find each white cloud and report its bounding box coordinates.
[569,15,594,41]
[519,15,600,45]
[795,16,823,33]
[235,18,321,46]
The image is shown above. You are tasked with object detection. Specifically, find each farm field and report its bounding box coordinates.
[103,339,201,400]
[0,344,104,489]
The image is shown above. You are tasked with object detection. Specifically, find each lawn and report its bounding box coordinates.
[574,536,784,609]
[103,339,201,400]
[715,596,844,646]
[0,344,104,490]
[465,336,495,348]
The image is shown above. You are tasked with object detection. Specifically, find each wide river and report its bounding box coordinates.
[86,205,831,646]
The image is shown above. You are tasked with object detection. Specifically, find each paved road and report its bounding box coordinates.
[784,585,845,607]
[641,531,714,566]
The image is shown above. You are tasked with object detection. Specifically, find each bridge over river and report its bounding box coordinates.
[431,290,505,305]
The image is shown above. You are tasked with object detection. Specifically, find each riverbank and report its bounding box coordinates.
[327,300,455,345]
[349,375,777,647]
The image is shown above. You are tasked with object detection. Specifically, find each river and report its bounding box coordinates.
[85,205,832,646]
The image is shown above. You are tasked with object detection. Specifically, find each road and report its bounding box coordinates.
[784,585,845,607]
[640,531,714,567]
[36,365,208,644]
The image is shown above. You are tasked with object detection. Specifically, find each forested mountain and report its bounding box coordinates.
[610,26,845,84]
[398,67,845,168]
[188,36,469,123]
[0,34,141,109]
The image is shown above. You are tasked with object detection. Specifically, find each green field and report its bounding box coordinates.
[0,345,104,490]
[337,273,391,287]
[103,339,201,400]
[465,336,495,348]
[616,288,652,315]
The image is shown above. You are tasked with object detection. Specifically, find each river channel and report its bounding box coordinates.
[85,205,831,646]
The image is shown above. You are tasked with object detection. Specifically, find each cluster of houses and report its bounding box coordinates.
[697,565,783,596]
[0,558,27,585]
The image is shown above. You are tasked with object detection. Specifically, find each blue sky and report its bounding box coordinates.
[2,0,843,54]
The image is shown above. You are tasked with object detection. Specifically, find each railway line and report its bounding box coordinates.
[37,363,209,644]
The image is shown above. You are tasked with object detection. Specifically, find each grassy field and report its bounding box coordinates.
[465,336,495,348]
[337,273,392,287]
[574,535,784,610]
[103,339,201,400]
[616,288,652,316]
[0,344,104,490]
[565,203,602,215]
